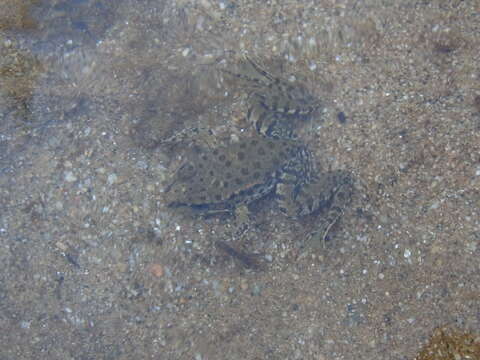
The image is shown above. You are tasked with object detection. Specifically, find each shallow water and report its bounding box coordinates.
[1,1,479,359]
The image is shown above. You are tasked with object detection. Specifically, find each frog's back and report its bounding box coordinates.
[166,136,300,211]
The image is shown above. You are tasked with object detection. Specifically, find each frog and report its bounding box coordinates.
[164,56,353,245]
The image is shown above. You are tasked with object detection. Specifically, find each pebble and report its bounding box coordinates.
[148,264,164,277]
[240,279,248,291]
[466,242,477,252]
[65,171,77,182]
[20,321,31,329]
[337,111,347,124]
[55,241,68,252]
[107,173,118,185]
[251,284,262,296]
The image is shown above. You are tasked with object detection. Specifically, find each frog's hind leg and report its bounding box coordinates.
[276,170,353,247]
[305,171,354,248]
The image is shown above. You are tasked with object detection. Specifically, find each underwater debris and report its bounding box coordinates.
[414,326,480,360]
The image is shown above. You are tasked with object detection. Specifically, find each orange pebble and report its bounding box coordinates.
[149,264,164,277]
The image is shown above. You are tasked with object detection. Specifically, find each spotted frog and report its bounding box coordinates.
[164,57,353,244]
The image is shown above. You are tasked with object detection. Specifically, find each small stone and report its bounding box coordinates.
[430,201,440,209]
[107,173,117,185]
[404,249,411,258]
[240,279,248,291]
[466,242,477,252]
[20,321,31,329]
[251,284,262,296]
[136,160,148,170]
[64,171,77,182]
[55,241,68,252]
[337,111,347,124]
[148,264,164,277]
